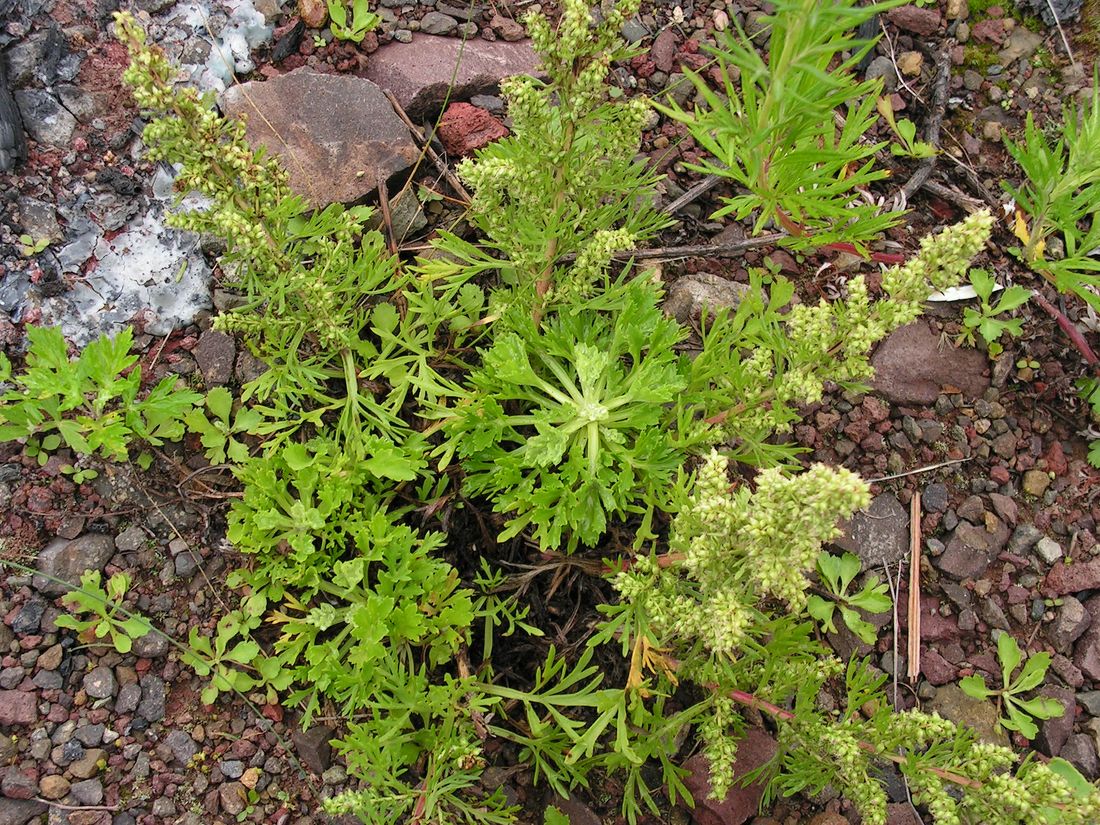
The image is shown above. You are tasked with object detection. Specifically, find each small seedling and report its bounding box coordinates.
[54,570,154,654]
[60,463,99,484]
[957,268,1030,358]
[807,551,892,644]
[959,632,1064,739]
[877,99,937,159]
[327,0,379,43]
[18,234,49,257]
[184,386,261,464]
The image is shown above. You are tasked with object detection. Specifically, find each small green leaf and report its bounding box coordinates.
[959,674,993,699]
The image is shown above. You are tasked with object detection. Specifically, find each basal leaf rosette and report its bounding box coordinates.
[445,279,690,550]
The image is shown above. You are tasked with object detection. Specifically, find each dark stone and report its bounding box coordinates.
[13,89,76,147]
[0,798,47,825]
[10,600,44,636]
[193,330,236,386]
[922,483,949,514]
[136,675,165,723]
[1060,734,1099,780]
[1035,686,1075,757]
[33,534,116,596]
[1072,596,1100,681]
[292,725,335,775]
[937,522,1007,580]
[1046,596,1092,654]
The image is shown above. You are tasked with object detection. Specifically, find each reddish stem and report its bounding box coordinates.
[821,242,906,265]
[1031,291,1100,370]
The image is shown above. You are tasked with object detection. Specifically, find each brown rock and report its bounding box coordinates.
[298,0,327,28]
[438,103,508,157]
[489,13,526,42]
[0,769,35,800]
[871,322,989,405]
[220,69,419,208]
[887,6,942,36]
[193,330,236,387]
[219,782,248,816]
[682,728,777,825]
[651,29,681,73]
[365,35,541,119]
[0,691,36,726]
[920,648,957,685]
[937,521,1007,580]
[68,749,105,779]
[971,19,1009,44]
[37,775,70,800]
[1043,558,1100,596]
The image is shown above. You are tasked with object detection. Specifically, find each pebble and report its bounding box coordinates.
[1034,537,1064,565]
[38,775,71,800]
[220,759,245,779]
[83,665,117,699]
[219,782,248,816]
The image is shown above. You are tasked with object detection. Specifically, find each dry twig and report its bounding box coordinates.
[907,491,922,683]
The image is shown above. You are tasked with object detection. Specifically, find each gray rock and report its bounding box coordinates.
[69,778,103,806]
[0,798,47,825]
[1017,0,1082,25]
[922,483,949,514]
[219,759,245,779]
[33,534,116,596]
[0,668,23,690]
[115,683,141,715]
[137,675,166,722]
[31,669,62,690]
[419,11,458,34]
[1079,690,1100,717]
[1061,733,1099,780]
[434,1,480,20]
[39,212,212,345]
[865,56,898,93]
[1036,686,1076,757]
[937,521,1007,580]
[620,18,648,43]
[663,272,750,326]
[174,550,200,579]
[164,730,198,767]
[871,321,989,405]
[998,28,1044,66]
[1047,596,1092,653]
[83,666,117,699]
[1073,596,1100,681]
[114,526,146,553]
[221,69,420,208]
[979,597,1011,630]
[74,723,105,747]
[14,90,77,147]
[1008,523,1043,554]
[365,34,540,119]
[193,330,236,386]
[834,493,910,568]
[130,630,169,659]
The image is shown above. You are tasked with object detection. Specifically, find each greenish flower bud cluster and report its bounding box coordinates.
[454,0,667,306]
[615,450,869,658]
